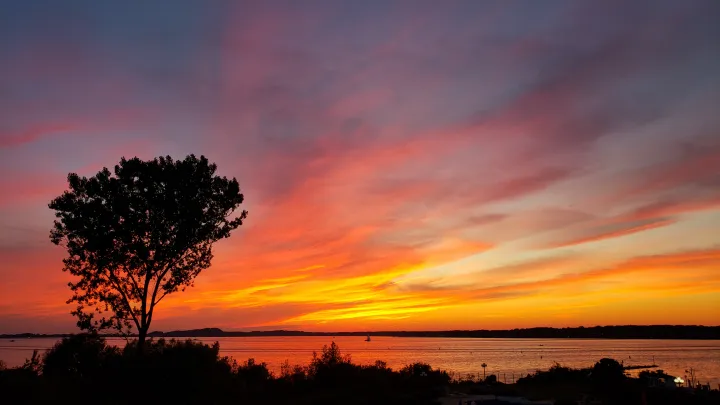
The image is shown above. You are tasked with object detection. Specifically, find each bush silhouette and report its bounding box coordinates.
[399,362,451,400]
[279,359,308,388]
[518,362,589,387]
[121,338,235,397]
[308,341,355,387]
[236,358,272,394]
[591,358,625,386]
[42,334,120,379]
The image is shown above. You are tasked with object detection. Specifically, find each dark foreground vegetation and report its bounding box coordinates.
[454,361,720,405]
[0,335,449,405]
[2,335,718,405]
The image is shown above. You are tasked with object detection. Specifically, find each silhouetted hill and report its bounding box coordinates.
[3,325,719,339]
[149,327,223,337]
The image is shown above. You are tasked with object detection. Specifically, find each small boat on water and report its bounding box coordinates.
[365,334,371,342]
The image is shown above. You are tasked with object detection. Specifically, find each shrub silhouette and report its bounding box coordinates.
[518,362,589,386]
[122,338,234,391]
[307,341,355,387]
[516,362,591,401]
[42,334,120,379]
[279,359,308,384]
[400,362,451,400]
[591,358,625,386]
[236,358,272,394]
[21,350,43,375]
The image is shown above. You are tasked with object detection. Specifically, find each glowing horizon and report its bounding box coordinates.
[1,1,719,333]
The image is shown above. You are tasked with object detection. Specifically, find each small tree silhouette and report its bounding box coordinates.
[591,358,625,386]
[309,341,352,373]
[49,155,247,350]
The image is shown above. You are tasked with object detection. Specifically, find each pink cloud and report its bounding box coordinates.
[547,218,676,249]
[0,123,78,149]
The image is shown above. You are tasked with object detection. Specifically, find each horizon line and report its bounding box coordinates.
[3,324,719,337]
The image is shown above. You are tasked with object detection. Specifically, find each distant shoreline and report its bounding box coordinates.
[3,325,719,340]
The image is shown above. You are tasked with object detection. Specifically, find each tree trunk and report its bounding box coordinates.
[137,327,147,353]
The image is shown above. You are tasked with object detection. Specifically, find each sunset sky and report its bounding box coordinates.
[1,0,719,334]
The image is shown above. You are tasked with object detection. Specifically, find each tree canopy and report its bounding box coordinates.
[49,155,247,347]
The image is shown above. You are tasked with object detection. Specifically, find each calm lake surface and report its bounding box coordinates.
[2,337,718,386]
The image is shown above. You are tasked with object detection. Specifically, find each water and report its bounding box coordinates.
[1,337,718,387]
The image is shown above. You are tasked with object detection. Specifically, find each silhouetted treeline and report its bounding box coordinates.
[0,335,450,405]
[2,335,718,405]
[9,325,716,339]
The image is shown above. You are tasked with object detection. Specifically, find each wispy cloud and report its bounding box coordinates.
[1,0,719,332]
[546,218,676,248]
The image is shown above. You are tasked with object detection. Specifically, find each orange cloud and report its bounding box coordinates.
[2,2,720,334]
[450,249,720,302]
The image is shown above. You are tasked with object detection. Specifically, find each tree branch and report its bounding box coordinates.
[154,290,170,306]
[124,266,142,298]
[146,254,184,326]
[150,269,172,306]
[146,287,170,329]
[105,268,141,332]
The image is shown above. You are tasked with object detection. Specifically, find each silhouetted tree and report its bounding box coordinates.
[591,358,625,386]
[309,341,352,378]
[49,155,247,350]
